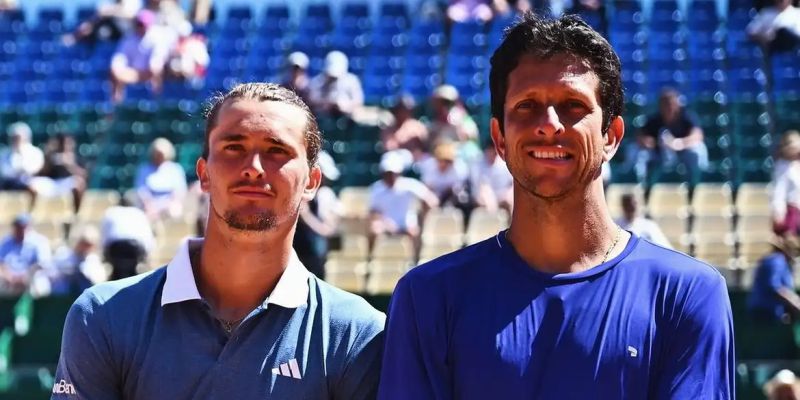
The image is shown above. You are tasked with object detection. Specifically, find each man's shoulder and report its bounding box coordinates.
[311,277,385,329]
[75,269,166,312]
[627,238,725,288]
[402,235,501,286]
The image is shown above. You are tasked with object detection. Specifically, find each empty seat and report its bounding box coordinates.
[647,183,690,218]
[465,207,509,244]
[605,183,645,219]
[735,183,770,216]
[693,237,735,268]
[372,235,414,261]
[328,234,370,262]
[422,207,464,239]
[691,183,734,217]
[31,195,73,224]
[651,216,689,252]
[339,187,371,217]
[691,215,734,244]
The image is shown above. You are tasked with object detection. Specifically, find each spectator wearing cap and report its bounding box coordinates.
[748,235,800,323]
[283,51,312,105]
[109,9,176,103]
[428,84,479,148]
[471,140,514,214]
[368,152,439,261]
[101,197,156,280]
[293,151,343,279]
[0,213,52,295]
[764,369,800,400]
[135,137,187,221]
[420,142,471,209]
[381,95,429,160]
[29,133,87,214]
[44,225,104,296]
[307,51,365,118]
[0,122,44,202]
[772,130,800,236]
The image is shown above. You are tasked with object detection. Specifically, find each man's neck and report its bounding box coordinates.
[193,218,295,321]
[507,181,627,274]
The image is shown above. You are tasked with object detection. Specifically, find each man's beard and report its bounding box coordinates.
[223,210,278,231]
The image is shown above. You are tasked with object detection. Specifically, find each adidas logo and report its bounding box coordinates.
[272,358,302,380]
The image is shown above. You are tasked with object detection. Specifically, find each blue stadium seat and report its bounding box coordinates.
[401,72,442,101]
[487,13,516,51]
[363,73,400,105]
[687,0,719,32]
[726,8,754,31]
[380,1,408,20]
[450,20,488,55]
[686,69,725,101]
[259,5,292,35]
[38,7,64,23]
[226,6,252,22]
[727,68,767,102]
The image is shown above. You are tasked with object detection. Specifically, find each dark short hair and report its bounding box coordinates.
[202,82,323,168]
[489,12,624,134]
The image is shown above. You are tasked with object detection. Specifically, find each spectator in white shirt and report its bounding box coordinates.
[307,51,364,118]
[109,9,176,103]
[428,85,479,146]
[614,193,672,248]
[0,122,44,205]
[135,137,187,221]
[420,142,470,205]
[471,141,514,214]
[368,152,439,260]
[101,197,156,280]
[747,0,800,53]
[772,130,800,235]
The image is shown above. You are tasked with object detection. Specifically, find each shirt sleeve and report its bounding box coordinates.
[651,273,735,399]
[52,291,120,399]
[335,314,385,400]
[378,276,453,400]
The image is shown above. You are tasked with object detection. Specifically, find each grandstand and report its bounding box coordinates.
[0,0,799,398]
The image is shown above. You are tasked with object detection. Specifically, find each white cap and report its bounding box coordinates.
[324,51,349,78]
[380,151,406,174]
[288,51,309,69]
[316,151,340,181]
[7,122,31,140]
[433,84,459,102]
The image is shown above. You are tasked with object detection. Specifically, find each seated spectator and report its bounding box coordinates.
[135,137,187,220]
[614,193,672,248]
[45,226,103,296]
[764,369,800,400]
[109,9,175,103]
[748,0,800,54]
[622,88,708,186]
[293,151,342,279]
[0,213,52,295]
[0,122,43,202]
[307,51,364,118]
[428,85,479,149]
[368,152,439,261]
[164,21,209,83]
[471,141,513,213]
[144,0,187,34]
[748,236,800,323]
[772,131,800,235]
[282,51,311,105]
[381,95,429,161]
[29,133,87,214]
[101,197,156,280]
[63,0,142,46]
[420,142,470,207]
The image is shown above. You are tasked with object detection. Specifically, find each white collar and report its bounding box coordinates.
[160,238,310,308]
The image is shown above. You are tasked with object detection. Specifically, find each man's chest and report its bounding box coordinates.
[447,288,658,399]
[121,319,332,399]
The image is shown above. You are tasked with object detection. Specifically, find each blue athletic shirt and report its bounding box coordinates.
[379,231,735,399]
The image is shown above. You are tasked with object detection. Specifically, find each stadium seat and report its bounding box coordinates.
[422,207,464,239]
[339,187,371,218]
[365,263,406,294]
[647,183,690,218]
[693,236,735,268]
[691,183,734,217]
[372,235,414,261]
[651,215,689,252]
[605,183,645,219]
[326,258,367,293]
[465,207,509,245]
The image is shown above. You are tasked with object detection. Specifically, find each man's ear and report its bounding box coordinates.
[196,157,210,192]
[303,165,322,202]
[490,117,506,161]
[603,116,625,163]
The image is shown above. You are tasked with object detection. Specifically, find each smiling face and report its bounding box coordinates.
[197,99,321,234]
[491,53,623,200]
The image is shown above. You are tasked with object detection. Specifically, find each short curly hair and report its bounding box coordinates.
[489,12,624,135]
